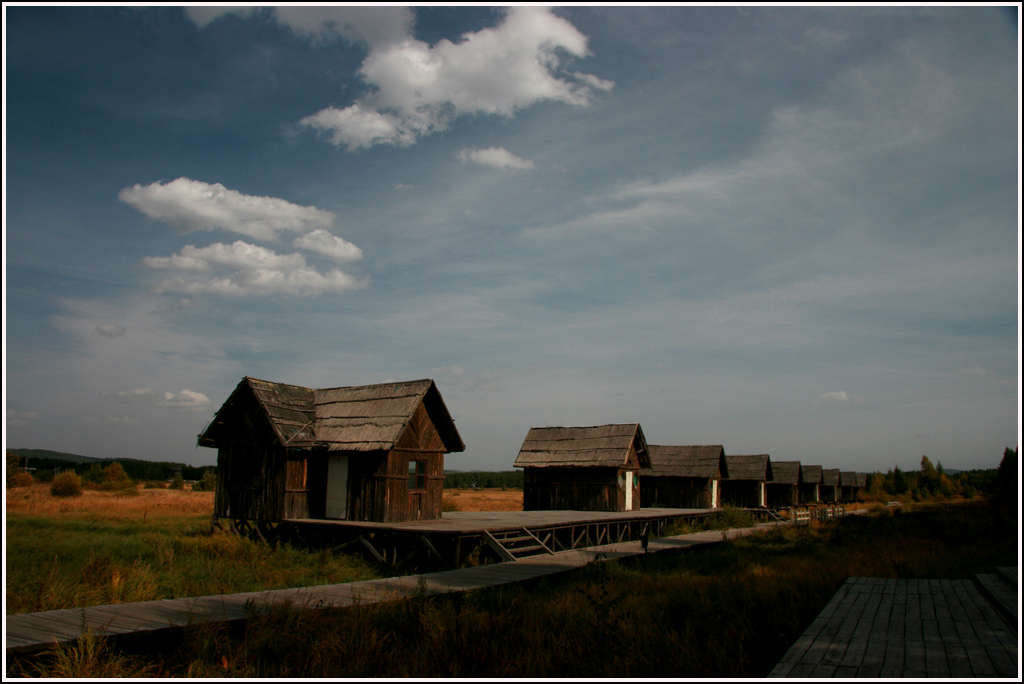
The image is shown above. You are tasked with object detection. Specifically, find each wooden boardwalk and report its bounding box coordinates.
[769,572,1019,678]
[5,521,774,653]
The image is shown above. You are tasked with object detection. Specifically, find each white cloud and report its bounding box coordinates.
[157,389,212,411]
[142,241,366,298]
[299,104,414,150]
[119,178,334,242]
[271,6,413,48]
[572,71,615,91]
[299,7,611,150]
[151,267,365,297]
[293,229,364,263]
[95,324,126,338]
[113,388,156,402]
[143,241,307,272]
[457,147,536,171]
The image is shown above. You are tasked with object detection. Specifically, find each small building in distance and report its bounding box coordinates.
[856,472,869,499]
[800,465,823,503]
[641,445,725,509]
[514,423,650,512]
[820,468,841,502]
[720,454,772,508]
[766,460,802,508]
[197,376,464,524]
[840,471,860,502]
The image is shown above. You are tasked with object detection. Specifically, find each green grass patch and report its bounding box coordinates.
[5,513,380,614]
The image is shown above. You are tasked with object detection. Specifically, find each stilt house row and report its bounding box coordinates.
[197,377,464,524]
[766,460,802,508]
[641,445,725,509]
[514,424,650,512]
[720,454,772,508]
[800,465,823,503]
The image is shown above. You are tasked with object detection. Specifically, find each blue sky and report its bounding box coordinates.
[4,6,1019,472]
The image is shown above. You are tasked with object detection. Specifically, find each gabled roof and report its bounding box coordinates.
[513,423,650,469]
[769,460,802,484]
[724,454,771,481]
[646,445,724,478]
[840,471,859,486]
[821,469,841,486]
[801,465,823,484]
[198,377,464,453]
[855,473,869,488]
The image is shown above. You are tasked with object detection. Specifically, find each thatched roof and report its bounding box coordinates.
[646,445,724,478]
[855,472,869,488]
[723,454,771,481]
[821,469,841,486]
[840,471,859,487]
[769,460,802,484]
[801,465,823,484]
[513,424,650,469]
[198,376,464,453]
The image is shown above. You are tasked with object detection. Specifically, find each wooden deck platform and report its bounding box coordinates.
[256,507,722,567]
[769,573,1019,678]
[5,520,777,654]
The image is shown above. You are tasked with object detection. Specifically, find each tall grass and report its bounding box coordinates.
[8,501,1014,678]
[5,484,379,614]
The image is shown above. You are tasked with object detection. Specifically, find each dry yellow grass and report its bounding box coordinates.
[443,488,523,512]
[5,483,215,518]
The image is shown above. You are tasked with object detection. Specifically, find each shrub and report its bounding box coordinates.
[168,475,185,490]
[191,470,217,493]
[9,471,35,488]
[51,471,84,497]
[96,481,140,496]
[104,462,134,486]
[143,481,167,489]
[82,463,106,484]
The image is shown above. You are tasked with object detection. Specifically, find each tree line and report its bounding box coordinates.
[862,447,1016,504]
[6,451,215,484]
[443,470,523,489]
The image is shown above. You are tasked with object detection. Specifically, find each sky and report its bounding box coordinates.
[4,5,1020,474]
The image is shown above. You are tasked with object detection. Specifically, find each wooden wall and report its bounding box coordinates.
[720,480,765,508]
[342,402,446,523]
[523,466,640,512]
[214,444,287,521]
[799,483,820,503]
[641,477,716,509]
[766,482,799,507]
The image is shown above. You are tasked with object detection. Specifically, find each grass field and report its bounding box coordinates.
[4,484,379,615]
[442,487,523,511]
[4,484,523,615]
[6,497,1015,678]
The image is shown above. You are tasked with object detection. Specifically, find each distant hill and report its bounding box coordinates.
[7,448,107,464]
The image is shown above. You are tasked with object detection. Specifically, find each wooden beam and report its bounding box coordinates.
[520,528,555,555]
[358,535,384,563]
[482,531,517,563]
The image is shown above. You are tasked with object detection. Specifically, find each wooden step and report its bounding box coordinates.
[996,566,1017,586]
[975,573,1017,630]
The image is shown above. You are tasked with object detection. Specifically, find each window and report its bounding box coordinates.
[408,460,426,490]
